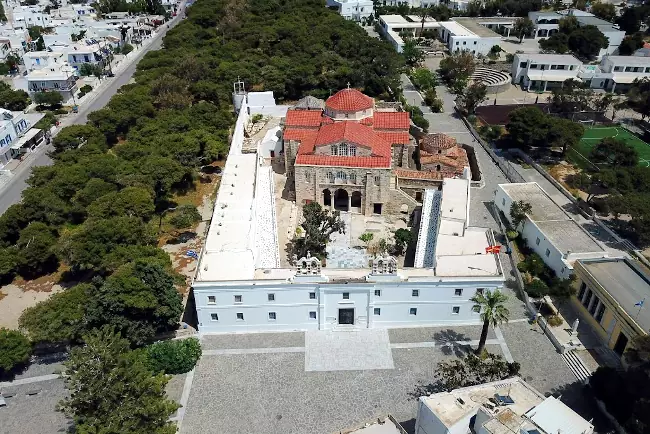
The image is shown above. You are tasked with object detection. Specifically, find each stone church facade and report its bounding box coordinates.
[283,88,470,215]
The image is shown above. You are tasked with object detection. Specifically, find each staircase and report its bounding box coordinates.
[562,350,592,383]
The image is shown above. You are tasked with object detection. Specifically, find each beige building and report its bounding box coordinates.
[572,258,649,357]
[283,88,470,215]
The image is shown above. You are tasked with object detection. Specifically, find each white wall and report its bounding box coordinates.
[415,399,450,434]
[448,36,501,56]
[194,278,500,334]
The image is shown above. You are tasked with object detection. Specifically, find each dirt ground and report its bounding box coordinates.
[0,284,64,329]
[546,162,588,201]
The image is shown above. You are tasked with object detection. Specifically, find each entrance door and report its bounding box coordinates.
[338,308,354,325]
[613,332,628,356]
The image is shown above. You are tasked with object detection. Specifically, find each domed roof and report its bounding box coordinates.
[325,88,374,112]
[420,133,458,154]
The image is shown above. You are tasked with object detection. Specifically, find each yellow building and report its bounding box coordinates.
[572,258,649,357]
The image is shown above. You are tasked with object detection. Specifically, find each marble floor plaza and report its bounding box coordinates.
[180,323,584,434]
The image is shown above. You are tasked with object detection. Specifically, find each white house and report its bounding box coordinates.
[48,41,109,70]
[511,53,582,91]
[378,15,441,53]
[11,6,52,30]
[528,9,624,59]
[192,94,506,335]
[439,19,504,56]
[0,109,44,166]
[579,55,650,93]
[495,183,607,278]
[326,0,374,22]
[415,377,594,434]
[23,51,67,71]
[26,63,78,101]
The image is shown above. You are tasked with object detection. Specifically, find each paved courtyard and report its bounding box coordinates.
[181,323,584,434]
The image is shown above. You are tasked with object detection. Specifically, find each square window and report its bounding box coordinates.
[268,293,275,302]
[309,292,316,299]
[410,308,417,315]
[473,41,477,44]
[502,198,505,206]
[236,312,244,320]
[343,292,350,300]
[374,308,381,315]
[472,306,481,313]
[452,306,460,314]
[374,289,381,296]
[207,296,216,304]
[454,288,463,296]
[545,248,551,257]
[234,295,242,303]
[412,289,419,297]
[210,313,219,321]
[309,311,317,319]
[268,312,276,321]
[536,237,540,246]
[476,288,485,295]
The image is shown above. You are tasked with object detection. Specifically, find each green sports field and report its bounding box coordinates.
[572,126,650,168]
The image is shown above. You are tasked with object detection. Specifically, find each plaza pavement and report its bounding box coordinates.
[180,322,584,434]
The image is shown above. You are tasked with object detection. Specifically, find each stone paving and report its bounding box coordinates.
[305,329,394,371]
[326,213,370,268]
[181,322,591,434]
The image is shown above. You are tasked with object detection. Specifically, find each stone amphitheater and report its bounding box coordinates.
[470,67,511,92]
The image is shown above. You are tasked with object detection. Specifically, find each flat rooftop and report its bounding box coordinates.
[579,258,650,331]
[535,220,604,254]
[515,53,582,64]
[605,55,650,65]
[348,416,404,434]
[451,17,503,38]
[499,183,569,221]
[419,377,544,428]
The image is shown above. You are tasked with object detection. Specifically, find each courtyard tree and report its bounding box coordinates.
[471,289,510,355]
[290,202,345,261]
[438,52,475,84]
[169,204,202,230]
[410,67,438,91]
[590,138,639,167]
[568,25,608,60]
[627,77,650,119]
[145,337,202,374]
[513,17,534,42]
[403,38,425,67]
[506,106,548,148]
[624,335,650,368]
[509,200,532,231]
[548,117,584,155]
[34,91,63,108]
[359,232,374,249]
[0,328,31,374]
[618,33,645,55]
[591,1,617,23]
[393,228,413,256]
[457,82,487,115]
[59,327,178,433]
[539,32,569,54]
[433,352,520,393]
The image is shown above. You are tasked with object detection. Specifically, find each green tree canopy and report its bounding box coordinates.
[567,25,608,60]
[590,138,639,167]
[34,91,62,107]
[59,327,178,433]
[16,221,58,278]
[0,328,31,374]
[290,202,345,260]
[471,289,509,355]
[145,337,202,374]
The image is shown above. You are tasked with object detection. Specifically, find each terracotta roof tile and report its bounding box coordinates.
[314,122,391,157]
[360,117,374,126]
[373,112,410,130]
[325,88,374,112]
[285,110,323,127]
[284,128,318,153]
[420,133,458,153]
[377,131,410,145]
[420,154,466,168]
[296,155,391,168]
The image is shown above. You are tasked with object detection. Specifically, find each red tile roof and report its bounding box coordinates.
[373,112,410,130]
[296,155,391,168]
[284,128,318,152]
[285,110,323,127]
[420,133,458,152]
[325,88,374,112]
[315,122,385,149]
[377,131,410,145]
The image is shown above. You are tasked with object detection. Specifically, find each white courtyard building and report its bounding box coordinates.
[415,377,594,434]
[378,15,441,53]
[0,109,45,167]
[326,0,374,22]
[192,93,505,335]
[495,183,607,278]
[439,19,504,56]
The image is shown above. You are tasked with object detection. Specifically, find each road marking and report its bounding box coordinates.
[203,347,306,355]
[494,326,515,363]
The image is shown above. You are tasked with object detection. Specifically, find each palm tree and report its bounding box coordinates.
[418,7,432,37]
[471,289,510,355]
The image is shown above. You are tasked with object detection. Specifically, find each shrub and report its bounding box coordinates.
[78,84,93,98]
[506,230,518,240]
[145,338,202,374]
[412,114,429,131]
[251,113,263,123]
[0,328,32,374]
[429,98,443,113]
[121,43,134,55]
[525,278,549,298]
[169,205,202,230]
[53,108,67,115]
[547,314,563,327]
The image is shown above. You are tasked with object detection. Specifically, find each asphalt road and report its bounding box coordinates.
[0,8,185,215]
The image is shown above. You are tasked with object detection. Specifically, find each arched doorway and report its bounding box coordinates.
[323,189,331,207]
[334,189,349,211]
[351,191,362,210]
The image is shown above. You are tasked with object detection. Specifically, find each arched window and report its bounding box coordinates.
[305,171,310,182]
[349,145,357,156]
[336,171,347,182]
[326,172,335,183]
[339,143,348,156]
[349,173,357,184]
[331,145,338,156]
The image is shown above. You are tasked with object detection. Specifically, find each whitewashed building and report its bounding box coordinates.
[495,183,607,278]
[192,93,506,335]
[0,109,45,166]
[415,377,594,434]
[326,0,374,21]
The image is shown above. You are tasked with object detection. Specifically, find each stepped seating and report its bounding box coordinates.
[470,67,511,91]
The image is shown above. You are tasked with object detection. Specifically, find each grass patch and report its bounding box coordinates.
[573,126,650,168]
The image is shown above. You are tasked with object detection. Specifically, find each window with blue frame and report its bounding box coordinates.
[6,135,11,144]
